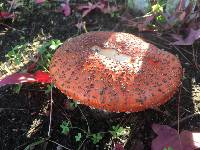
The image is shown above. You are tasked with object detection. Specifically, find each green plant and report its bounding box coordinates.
[110,11,119,18]
[91,133,103,144]
[151,1,166,24]
[0,3,4,10]
[6,44,26,65]
[109,125,126,138]
[37,39,62,71]
[59,120,104,145]
[69,101,78,109]
[12,84,22,94]
[60,121,70,135]
[45,83,54,94]
[75,133,82,142]
[163,146,174,150]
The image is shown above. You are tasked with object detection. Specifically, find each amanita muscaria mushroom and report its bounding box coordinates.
[49,32,182,112]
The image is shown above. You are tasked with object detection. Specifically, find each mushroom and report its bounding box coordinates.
[49,31,182,112]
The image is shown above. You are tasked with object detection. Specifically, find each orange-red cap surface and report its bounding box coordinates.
[49,32,182,112]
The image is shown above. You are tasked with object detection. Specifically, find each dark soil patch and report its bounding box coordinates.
[0,2,200,150]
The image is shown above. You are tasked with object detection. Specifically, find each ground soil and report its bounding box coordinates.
[0,2,200,150]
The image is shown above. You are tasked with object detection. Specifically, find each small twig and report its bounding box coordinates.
[182,86,190,93]
[47,82,53,137]
[8,0,14,12]
[171,112,200,127]
[77,105,90,134]
[77,138,88,150]
[46,138,72,150]
[177,86,182,134]
[173,45,193,65]
[0,23,24,33]
[177,85,183,149]
[192,44,200,72]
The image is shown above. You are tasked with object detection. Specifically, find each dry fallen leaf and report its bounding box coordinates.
[77,0,119,18]
[0,11,15,19]
[120,13,155,31]
[35,0,45,4]
[60,1,71,17]
[170,28,200,45]
[151,124,200,150]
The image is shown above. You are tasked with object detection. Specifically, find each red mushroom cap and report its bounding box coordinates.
[49,32,182,112]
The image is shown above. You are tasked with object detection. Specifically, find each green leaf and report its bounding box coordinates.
[152,3,163,13]
[75,133,82,142]
[156,15,166,23]
[91,133,103,144]
[45,84,54,94]
[168,146,174,150]
[109,125,126,138]
[158,0,167,6]
[14,54,21,65]
[12,84,22,94]
[49,40,62,50]
[60,121,70,135]
[69,101,78,109]
[163,146,174,150]
[38,42,50,54]
[6,50,15,58]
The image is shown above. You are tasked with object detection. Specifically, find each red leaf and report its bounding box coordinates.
[60,2,71,17]
[0,70,51,88]
[0,73,36,87]
[34,70,51,83]
[0,11,15,19]
[113,143,124,150]
[35,0,45,4]
[77,1,119,18]
[151,124,200,150]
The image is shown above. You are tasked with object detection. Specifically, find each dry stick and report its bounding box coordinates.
[173,45,193,65]
[177,86,182,134]
[192,45,200,72]
[48,83,53,137]
[177,86,183,150]
[171,112,200,127]
[76,106,91,150]
[0,23,24,33]
[77,138,88,150]
[77,105,91,134]
[155,36,197,57]
[46,139,72,150]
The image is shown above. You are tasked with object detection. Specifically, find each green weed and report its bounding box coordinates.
[37,39,62,71]
[109,125,126,138]
[75,133,82,142]
[163,146,174,150]
[60,121,71,135]
[6,44,27,65]
[91,133,103,144]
